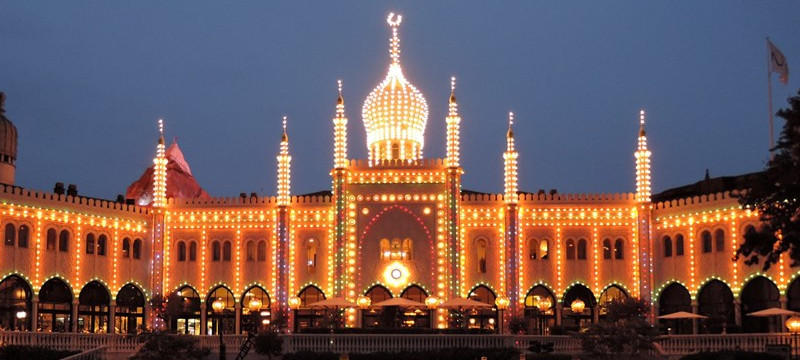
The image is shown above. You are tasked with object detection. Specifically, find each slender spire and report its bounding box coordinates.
[333,80,349,169]
[152,119,168,208]
[0,92,6,114]
[387,13,402,66]
[445,76,461,167]
[504,111,518,204]
[635,109,651,203]
[277,116,292,206]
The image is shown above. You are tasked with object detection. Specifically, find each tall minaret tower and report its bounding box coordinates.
[444,78,463,307]
[331,81,349,297]
[275,116,292,326]
[634,109,655,321]
[150,119,168,329]
[0,92,18,185]
[503,112,520,322]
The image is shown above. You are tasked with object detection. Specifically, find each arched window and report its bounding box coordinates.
[47,228,57,250]
[0,275,32,331]
[17,225,29,248]
[212,241,221,261]
[701,231,712,253]
[381,238,413,260]
[246,241,255,262]
[298,285,326,306]
[306,238,318,273]
[86,233,95,254]
[614,238,624,260]
[476,239,487,274]
[658,283,692,334]
[38,278,73,332]
[401,285,428,303]
[663,236,672,257]
[122,238,130,258]
[78,281,110,333]
[58,230,70,252]
[540,240,549,260]
[241,286,270,331]
[295,285,326,331]
[177,241,186,262]
[257,241,266,262]
[170,286,201,335]
[115,284,145,334]
[468,285,498,330]
[189,241,197,261]
[566,239,576,260]
[4,223,15,246]
[222,241,232,261]
[529,239,538,259]
[577,239,587,260]
[97,235,107,256]
[602,239,612,259]
[391,143,400,160]
[675,234,685,256]
[714,229,725,252]
[132,239,142,259]
[206,286,235,335]
[697,280,734,333]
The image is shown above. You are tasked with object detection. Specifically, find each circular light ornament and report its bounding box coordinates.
[383,262,410,287]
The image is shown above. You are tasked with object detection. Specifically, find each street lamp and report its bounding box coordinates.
[535,297,552,335]
[356,296,371,328]
[248,298,262,333]
[786,316,800,360]
[570,299,585,331]
[211,298,226,360]
[15,310,26,331]
[495,296,510,335]
[425,296,439,329]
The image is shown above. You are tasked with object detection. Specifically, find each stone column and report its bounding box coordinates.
[733,299,742,328]
[71,300,79,332]
[31,297,39,331]
[780,295,789,333]
[555,303,562,326]
[109,300,116,334]
[200,303,207,335]
[691,301,699,334]
[234,303,241,334]
[592,305,600,324]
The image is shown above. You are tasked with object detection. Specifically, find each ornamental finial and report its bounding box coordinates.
[282,116,288,142]
[337,79,344,105]
[387,13,403,65]
[158,118,165,144]
[639,109,646,137]
[449,76,456,103]
[507,111,515,138]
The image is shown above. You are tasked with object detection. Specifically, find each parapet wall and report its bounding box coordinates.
[0,184,150,215]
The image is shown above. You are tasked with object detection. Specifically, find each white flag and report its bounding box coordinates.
[768,39,789,84]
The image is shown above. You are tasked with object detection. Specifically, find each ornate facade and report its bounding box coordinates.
[0,14,792,336]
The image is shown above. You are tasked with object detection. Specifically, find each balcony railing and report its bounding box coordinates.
[0,330,797,357]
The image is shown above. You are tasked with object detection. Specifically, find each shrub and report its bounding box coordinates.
[680,351,783,360]
[253,331,283,360]
[0,345,78,360]
[347,348,520,360]
[282,351,339,360]
[129,332,210,360]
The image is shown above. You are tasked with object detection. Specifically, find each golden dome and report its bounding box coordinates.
[362,13,428,163]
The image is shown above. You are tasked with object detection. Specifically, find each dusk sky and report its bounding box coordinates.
[1,2,798,200]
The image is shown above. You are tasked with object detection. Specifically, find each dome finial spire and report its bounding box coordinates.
[507,111,515,139]
[158,118,165,145]
[639,109,646,137]
[387,13,403,65]
[450,76,456,103]
[337,79,344,105]
[0,92,5,114]
[281,115,288,142]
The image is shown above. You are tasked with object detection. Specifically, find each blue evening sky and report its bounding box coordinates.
[1,1,798,199]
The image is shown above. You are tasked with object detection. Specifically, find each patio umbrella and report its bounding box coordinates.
[439,297,493,309]
[307,297,357,308]
[372,297,425,308]
[657,311,708,320]
[747,308,799,317]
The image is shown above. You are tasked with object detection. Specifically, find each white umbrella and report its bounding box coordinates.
[372,297,426,308]
[657,311,707,320]
[439,297,493,309]
[747,308,799,317]
[307,297,357,309]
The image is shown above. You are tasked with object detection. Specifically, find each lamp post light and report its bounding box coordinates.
[786,316,800,360]
[495,296,510,335]
[570,299,585,331]
[211,298,226,360]
[288,296,301,333]
[356,296,371,328]
[425,296,439,329]
[15,310,26,331]
[248,298,262,334]
[535,297,552,335]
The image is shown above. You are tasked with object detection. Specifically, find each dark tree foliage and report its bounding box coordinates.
[577,297,658,360]
[253,331,283,360]
[129,332,210,360]
[736,89,800,271]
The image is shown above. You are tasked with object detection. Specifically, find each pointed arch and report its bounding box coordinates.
[38,277,73,332]
[297,284,326,306]
[78,280,111,333]
[170,285,201,335]
[365,284,393,303]
[400,284,428,302]
[697,279,734,333]
[658,282,692,334]
[115,283,145,334]
[0,274,32,331]
[740,276,780,333]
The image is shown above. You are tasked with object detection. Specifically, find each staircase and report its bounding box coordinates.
[234,332,256,360]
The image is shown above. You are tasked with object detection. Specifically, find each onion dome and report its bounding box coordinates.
[362,13,429,163]
[0,92,18,165]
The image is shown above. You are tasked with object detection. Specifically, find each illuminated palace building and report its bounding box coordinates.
[0,14,792,336]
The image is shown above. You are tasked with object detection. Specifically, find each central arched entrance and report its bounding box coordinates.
[467,285,497,331]
[524,285,555,335]
[561,284,596,330]
[115,284,145,334]
[658,283,692,334]
[697,280,734,334]
[78,281,111,333]
[740,276,780,333]
[363,285,392,328]
[38,278,73,332]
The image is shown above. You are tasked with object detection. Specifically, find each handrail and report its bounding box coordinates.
[60,345,108,360]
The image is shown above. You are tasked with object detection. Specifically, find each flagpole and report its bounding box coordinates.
[767,38,775,160]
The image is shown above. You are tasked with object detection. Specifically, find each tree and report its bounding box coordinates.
[129,332,210,360]
[253,331,283,360]
[576,297,658,360]
[736,89,800,271]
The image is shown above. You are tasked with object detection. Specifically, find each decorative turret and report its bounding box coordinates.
[0,92,18,185]
[333,80,348,169]
[152,119,167,208]
[635,110,651,203]
[362,13,429,164]
[277,116,291,206]
[503,112,518,204]
[445,77,461,168]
